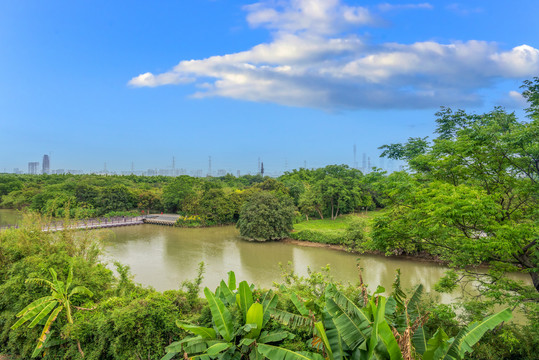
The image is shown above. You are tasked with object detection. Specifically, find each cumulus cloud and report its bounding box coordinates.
[128,0,539,110]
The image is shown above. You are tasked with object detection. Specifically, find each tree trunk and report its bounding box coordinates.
[513,239,538,292]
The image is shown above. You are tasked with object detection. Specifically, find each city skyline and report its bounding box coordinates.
[1,1,538,173]
[7,148,400,177]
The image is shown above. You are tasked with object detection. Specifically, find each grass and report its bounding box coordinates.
[290,210,384,245]
[293,210,382,232]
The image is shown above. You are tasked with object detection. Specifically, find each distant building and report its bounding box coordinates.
[42,154,50,174]
[28,162,39,175]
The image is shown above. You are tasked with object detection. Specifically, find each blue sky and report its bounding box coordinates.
[1,0,538,175]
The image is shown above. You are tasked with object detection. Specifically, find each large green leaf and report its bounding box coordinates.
[258,330,292,344]
[206,342,232,355]
[412,326,427,355]
[325,291,370,350]
[272,309,311,328]
[34,306,62,358]
[176,321,217,339]
[365,298,381,360]
[28,301,58,328]
[314,321,334,360]
[406,284,424,318]
[69,285,93,298]
[219,280,236,306]
[422,329,450,360]
[245,303,264,339]
[261,290,278,327]
[11,297,55,329]
[290,292,309,316]
[228,271,236,291]
[322,310,348,360]
[204,287,234,342]
[14,296,55,318]
[445,308,512,359]
[237,281,254,322]
[257,344,325,360]
[377,318,404,359]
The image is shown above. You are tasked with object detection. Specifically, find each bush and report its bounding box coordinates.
[288,229,343,244]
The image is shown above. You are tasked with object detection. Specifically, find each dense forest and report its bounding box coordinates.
[0,78,537,359]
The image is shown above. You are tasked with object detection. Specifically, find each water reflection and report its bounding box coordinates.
[102,224,529,306]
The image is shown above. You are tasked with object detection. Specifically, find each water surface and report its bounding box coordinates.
[0,209,22,226]
[104,225,461,302]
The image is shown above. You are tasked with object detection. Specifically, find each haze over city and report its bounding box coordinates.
[1,0,538,174]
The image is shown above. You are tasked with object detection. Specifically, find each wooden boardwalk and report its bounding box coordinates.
[0,216,144,232]
[0,214,182,232]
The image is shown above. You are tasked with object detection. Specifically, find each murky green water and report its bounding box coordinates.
[104,224,461,302]
[1,209,531,305]
[0,209,22,226]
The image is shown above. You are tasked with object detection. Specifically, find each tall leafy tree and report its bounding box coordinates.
[376,79,539,303]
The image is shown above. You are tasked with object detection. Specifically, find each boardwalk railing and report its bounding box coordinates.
[0,216,146,232]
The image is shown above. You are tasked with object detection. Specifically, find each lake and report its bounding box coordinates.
[0,209,530,303]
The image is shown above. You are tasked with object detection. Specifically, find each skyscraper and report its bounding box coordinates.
[42,154,50,174]
[28,162,39,175]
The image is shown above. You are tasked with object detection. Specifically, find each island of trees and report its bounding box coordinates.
[0,78,537,359]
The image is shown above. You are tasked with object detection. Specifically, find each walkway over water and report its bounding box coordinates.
[0,214,182,232]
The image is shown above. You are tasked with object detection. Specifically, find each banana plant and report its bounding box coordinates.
[162,271,324,360]
[11,262,93,358]
[418,308,512,360]
[316,283,512,360]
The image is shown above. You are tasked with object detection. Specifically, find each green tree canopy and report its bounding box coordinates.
[236,191,295,241]
[376,79,539,303]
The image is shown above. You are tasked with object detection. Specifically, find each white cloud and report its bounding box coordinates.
[244,0,378,35]
[128,0,539,110]
[446,3,482,16]
[378,3,433,11]
[505,90,528,107]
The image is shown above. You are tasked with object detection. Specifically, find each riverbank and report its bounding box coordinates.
[281,238,448,265]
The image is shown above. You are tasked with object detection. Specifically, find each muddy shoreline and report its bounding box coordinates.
[281,238,450,265]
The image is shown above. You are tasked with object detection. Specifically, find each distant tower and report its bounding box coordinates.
[172,156,176,175]
[261,162,264,176]
[28,162,39,175]
[368,157,371,171]
[353,144,358,169]
[257,157,261,174]
[237,170,240,177]
[304,160,307,169]
[362,153,367,171]
[208,156,212,177]
[42,154,50,174]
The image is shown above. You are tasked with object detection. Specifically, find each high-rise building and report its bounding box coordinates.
[42,154,50,174]
[28,162,39,175]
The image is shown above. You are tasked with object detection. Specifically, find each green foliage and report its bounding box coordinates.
[376,83,539,306]
[11,262,93,357]
[237,191,295,241]
[163,272,318,360]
